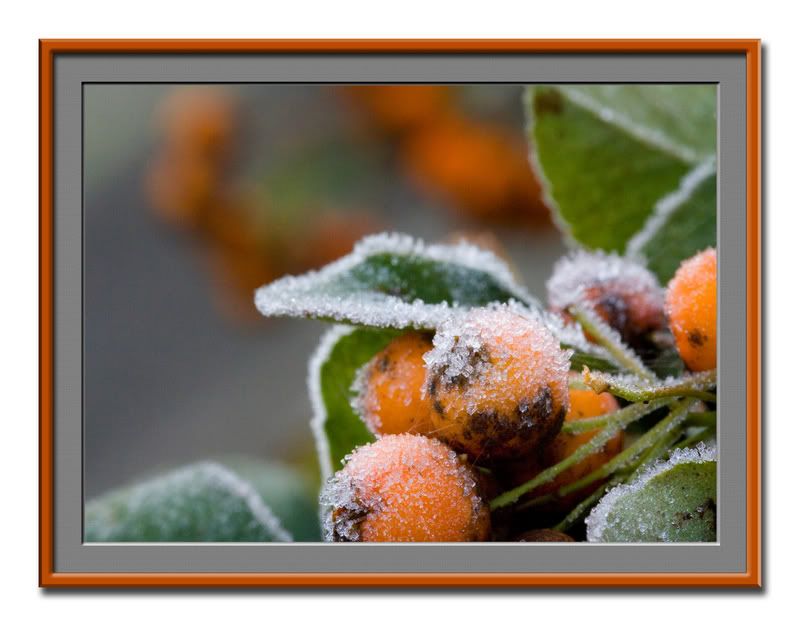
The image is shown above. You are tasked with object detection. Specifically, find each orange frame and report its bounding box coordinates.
[39,38,761,588]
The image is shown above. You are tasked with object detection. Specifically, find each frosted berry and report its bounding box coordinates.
[547,251,665,348]
[424,306,571,462]
[321,434,490,542]
[353,332,435,436]
[665,248,717,371]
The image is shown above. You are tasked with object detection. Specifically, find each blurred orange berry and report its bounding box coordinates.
[342,85,453,135]
[156,87,238,161]
[402,116,546,223]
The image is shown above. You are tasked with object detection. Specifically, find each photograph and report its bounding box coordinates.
[82,82,719,545]
[38,39,760,587]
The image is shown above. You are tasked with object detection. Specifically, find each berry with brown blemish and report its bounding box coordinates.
[665,248,717,372]
[423,306,571,462]
[321,434,490,542]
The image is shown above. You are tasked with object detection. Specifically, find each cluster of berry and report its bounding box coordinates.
[321,247,717,542]
[145,87,376,321]
[343,86,549,226]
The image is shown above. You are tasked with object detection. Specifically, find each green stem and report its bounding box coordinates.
[583,368,717,403]
[552,408,689,532]
[489,398,672,510]
[675,426,713,450]
[634,424,682,469]
[685,411,717,429]
[514,493,556,512]
[568,304,656,381]
[556,397,695,498]
[553,477,623,532]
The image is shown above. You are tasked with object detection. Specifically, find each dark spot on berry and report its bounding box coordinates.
[688,329,707,347]
[517,386,554,427]
[595,291,629,338]
[468,410,494,436]
[330,494,369,542]
[377,355,391,373]
[436,339,490,389]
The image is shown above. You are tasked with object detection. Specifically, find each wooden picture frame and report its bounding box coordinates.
[40,38,761,588]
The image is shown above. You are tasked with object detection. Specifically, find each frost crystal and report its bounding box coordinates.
[547,249,663,313]
[319,434,486,542]
[422,303,572,417]
[254,232,536,329]
[92,462,293,542]
[585,442,717,543]
[349,363,374,429]
[308,325,355,482]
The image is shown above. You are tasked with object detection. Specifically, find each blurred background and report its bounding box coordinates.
[83,84,567,498]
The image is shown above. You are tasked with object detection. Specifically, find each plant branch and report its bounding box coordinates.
[556,397,695,498]
[583,368,717,403]
[568,304,656,381]
[489,397,673,510]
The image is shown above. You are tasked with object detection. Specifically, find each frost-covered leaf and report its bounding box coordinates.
[255,233,534,330]
[526,85,716,281]
[586,443,717,542]
[85,459,319,542]
[309,326,400,478]
[626,164,717,283]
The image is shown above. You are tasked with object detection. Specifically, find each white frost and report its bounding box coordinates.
[254,232,536,329]
[585,442,717,542]
[625,157,717,259]
[547,249,663,312]
[307,325,355,482]
[120,462,293,542]
[559,86,704,165]
[422,303,572,418]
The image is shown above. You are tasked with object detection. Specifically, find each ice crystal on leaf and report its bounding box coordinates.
[255,232,536,330]
[585,442,717,543]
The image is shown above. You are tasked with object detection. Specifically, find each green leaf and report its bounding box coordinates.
[627,166,717,283]
[84,459,320,542]
[218,456,321,541]
[586,445,716,542]
[526,85,716,281]
[254,233,534,330]
[310,326,401,478]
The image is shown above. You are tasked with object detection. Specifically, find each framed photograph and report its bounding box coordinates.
[40,39,761,587]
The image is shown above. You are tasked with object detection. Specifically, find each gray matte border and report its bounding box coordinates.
[53,52,747,574]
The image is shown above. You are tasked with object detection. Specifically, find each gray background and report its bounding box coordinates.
[82,83,564,498]
[53,53,747,573]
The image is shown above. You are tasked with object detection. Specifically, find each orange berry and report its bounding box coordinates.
[504,383,622,509]
[354,332,436,436]
[343,85,453,135]
[425,306,571,462]
[547,251,666,348]
[665,248,717,371]
[402,117,547,223]
[157,87,237,160]
[321,434,490,542]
